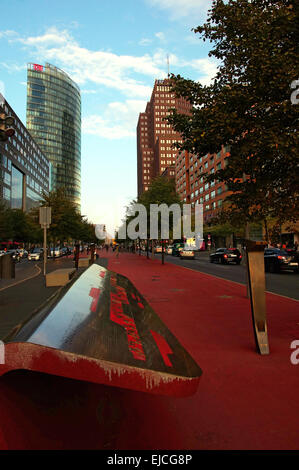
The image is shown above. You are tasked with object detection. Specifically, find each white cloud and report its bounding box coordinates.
[0,81,5,97]
[82,99,147,139]
[146,0,210,20]
[139,38,152,46]
[2,27,165,98]
[0,62,26,73]
[155,32,166,41]
[81,89,97,94]
[190,58,218,85]
[17,27,72,46]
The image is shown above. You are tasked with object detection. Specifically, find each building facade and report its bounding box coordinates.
[27,63,81,209]
[0,94,50,211]
[176,148,231,225]
[137,79,190,196]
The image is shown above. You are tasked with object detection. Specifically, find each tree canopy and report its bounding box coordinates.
[166,0,299,231]
[0,188,97,245]
[117,176,181,241]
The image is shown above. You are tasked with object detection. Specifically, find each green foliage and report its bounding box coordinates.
[167,0,299,230]
[138,176,181,209]
[0,188,97,245]
[118,176,182,241]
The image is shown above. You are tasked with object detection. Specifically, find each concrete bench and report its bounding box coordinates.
[0,264,202,397]
[46,268,76,287]
[77,257,90,268]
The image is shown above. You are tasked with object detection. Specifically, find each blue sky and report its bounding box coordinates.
[0,0,217,236]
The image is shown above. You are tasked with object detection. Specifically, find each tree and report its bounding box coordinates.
[0,200,13,241]
[118,176,182,246]
[167,0,299,235]
[29,188,98,247]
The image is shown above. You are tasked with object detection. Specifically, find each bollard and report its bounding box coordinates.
[245,240,269,355]
[74,243,80,270]
[0,253,15,279]
[90,244,95,264]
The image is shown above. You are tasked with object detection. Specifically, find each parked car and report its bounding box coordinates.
[166,245,174,255]
[48,247,61,258]
[179,249,195,259]
[16,248,28,258]
[28,248,43,261]
[172,242,184,257]
[155,246,163,253]
[6,249,21,262]
[264,248,299,273]
[210,248,242,265]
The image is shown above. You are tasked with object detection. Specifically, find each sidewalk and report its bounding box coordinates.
[0,254,106,340]
[0,250,298,450]
[104,250,299,450]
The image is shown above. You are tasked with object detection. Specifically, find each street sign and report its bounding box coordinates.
[39,207,51,276]
[39,206,51,228]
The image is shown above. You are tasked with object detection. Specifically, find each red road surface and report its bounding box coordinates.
[0,250,298,449]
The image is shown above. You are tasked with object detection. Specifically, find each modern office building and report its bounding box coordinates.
[137,79,190,196]
[26,63,81,209]
[0,94,50,211]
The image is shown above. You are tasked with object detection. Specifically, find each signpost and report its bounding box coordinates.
[39,207,51,276]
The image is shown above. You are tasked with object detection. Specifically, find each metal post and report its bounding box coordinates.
[162,240,165,265]
[75,243,80,270]
[43,225,47,276]
[90,244,95,264]
[244,222,250,298]
[245,240,269,355]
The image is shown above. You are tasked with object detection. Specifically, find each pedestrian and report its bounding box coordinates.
[294,241,298,252]
[115,244,119,258]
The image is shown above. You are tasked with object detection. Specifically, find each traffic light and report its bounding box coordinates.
[0,112,15,141]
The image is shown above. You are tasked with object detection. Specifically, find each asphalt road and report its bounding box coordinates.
[141,251,299,301]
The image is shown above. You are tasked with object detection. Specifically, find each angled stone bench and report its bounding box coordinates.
[46,268,76,287]
[0,264,202,397]
[77,257,91,268]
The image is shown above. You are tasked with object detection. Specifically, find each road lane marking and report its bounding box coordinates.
[169,262,299,302]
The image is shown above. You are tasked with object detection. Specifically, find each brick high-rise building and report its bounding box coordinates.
[176,147,231,224]
[137,79,190,196]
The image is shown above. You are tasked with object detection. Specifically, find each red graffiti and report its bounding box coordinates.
[89,288,101,312]
[150,330,173,367]
[99,271,106,279]
[110,286,146,361]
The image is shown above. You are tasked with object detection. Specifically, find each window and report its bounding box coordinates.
[11,166,24,209]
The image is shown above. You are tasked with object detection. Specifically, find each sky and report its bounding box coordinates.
[0,0,217,236]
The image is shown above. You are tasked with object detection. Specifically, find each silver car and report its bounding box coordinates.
[28,248,43,261]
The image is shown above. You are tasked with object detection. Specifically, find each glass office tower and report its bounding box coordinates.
[26,63,81,209]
